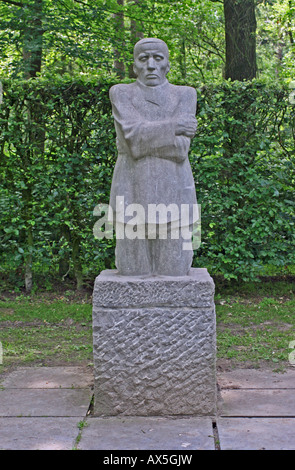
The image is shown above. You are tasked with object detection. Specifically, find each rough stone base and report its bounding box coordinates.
[92,268,217,417]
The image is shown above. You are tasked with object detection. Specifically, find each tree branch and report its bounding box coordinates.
[187,46,205,80]
[72,0,89,6]
[0,0,25,7]
[192,39,225,61]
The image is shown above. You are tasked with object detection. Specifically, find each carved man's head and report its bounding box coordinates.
[133,38,170,87]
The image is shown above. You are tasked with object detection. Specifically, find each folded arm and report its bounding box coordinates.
[110,85,197,162]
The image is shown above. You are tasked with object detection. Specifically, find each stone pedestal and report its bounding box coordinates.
[92,268,217,417]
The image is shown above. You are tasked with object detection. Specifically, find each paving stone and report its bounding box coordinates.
[217,368,295,390]
[78,416,215,450]
[0,366,93,389]
[0,366,294,450]
[217,417,295,450]
[0,417,80,450]
[0,389,92,417]
[219,389,295,416]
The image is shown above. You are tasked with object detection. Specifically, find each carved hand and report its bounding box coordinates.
[175,115,197,138]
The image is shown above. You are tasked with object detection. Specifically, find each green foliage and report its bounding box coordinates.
[0,0,294,83]
[0,77,294,288]
[256,0,295,81]
[0,77,117,289]
[191,79,295,280]
[0,0,114,78]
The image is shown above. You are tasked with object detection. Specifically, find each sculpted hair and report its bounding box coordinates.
[133,38,169,58]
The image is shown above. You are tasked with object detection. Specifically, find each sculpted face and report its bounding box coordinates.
[133,39,170,87]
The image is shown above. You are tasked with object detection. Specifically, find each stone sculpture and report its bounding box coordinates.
[109,37,198,276]
[92,38,217,418]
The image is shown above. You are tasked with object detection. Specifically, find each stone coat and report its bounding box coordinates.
[109,79,197,225]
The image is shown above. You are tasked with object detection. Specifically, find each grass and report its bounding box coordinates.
[0,277,294,374]
[0,293,93,372]
[215,279,295,370]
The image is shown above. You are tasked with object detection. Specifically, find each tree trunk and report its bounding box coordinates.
[22,0,43,78]
[24,226,33,292]
[128,0,144,78]
[23,0,43,78]
[113,0,125,78]
[288,0,294,45]
[178,37,187,80]
[58,225,71,278]
[224,0,257,81]
[22,184,34,293]
[72,237,83,290]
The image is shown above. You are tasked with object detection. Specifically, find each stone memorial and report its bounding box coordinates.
[92,38,217,416]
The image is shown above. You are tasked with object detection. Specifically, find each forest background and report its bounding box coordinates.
[0,0,294,293]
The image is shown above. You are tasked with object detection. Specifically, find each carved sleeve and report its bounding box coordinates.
[110,85,192,162]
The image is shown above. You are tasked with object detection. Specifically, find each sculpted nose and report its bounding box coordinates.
[147,58,156,70]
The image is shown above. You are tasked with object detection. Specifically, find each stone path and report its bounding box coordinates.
[0,366,294,450]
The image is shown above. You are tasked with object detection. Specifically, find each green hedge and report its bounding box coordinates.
[191,80,295,280]
[0,77,294,289]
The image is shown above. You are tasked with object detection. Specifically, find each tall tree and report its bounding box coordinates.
[0,0,45,291]
[113,0,126,78]
[0,0,113,78]
[0,0,44,78]
[22,0,44,78]
[128,0,144,78]
[224,0,257,80]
